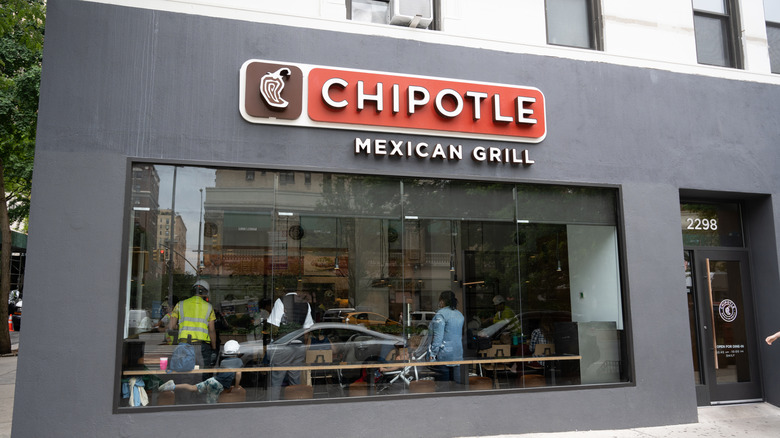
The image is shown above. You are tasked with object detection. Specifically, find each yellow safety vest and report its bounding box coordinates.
[176,296,213,342]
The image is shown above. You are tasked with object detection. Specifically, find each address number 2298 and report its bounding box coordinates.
[687,218,718,230]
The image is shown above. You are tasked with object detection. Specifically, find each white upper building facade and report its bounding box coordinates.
[89,0,780,82]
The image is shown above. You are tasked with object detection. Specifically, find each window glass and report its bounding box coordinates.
[692,0,739,68]
[768,25,780,73]
[693,0,726,14]
[766,0,780,22]
[351,0,390,24]
[680,202,743,247]
[120,164,628,408]
[765,0,780,74]
[693,14,731,66]
[546,0,595,49]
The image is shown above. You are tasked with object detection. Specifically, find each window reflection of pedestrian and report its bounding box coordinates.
[429,290,464,386]
[267,291,314,400]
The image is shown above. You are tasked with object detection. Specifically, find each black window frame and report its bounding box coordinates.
[544,0,603,51]
[692,0,744,69]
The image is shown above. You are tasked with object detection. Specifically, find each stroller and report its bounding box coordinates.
[375,333,433,394]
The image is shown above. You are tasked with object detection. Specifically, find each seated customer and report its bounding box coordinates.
[379,335,422,374]
[528,317,555,367]
[529,317,554,355]
[159,340,243,404]
[307,330,332,350]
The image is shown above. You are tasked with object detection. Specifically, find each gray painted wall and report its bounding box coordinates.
[13,1,780,437]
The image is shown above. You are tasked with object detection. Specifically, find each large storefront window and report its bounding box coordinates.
[119,164,629,408]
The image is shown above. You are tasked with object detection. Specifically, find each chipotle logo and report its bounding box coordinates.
[240,60,546,144]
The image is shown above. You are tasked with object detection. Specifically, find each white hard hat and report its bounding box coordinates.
[223,340,240,355]
[192,279,210,294]
[492,295,505,305]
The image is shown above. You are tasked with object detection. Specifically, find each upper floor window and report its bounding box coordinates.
[545,0,602,50]
[347,0,438,29]
[692,0,742,68]
[765,0,780,73]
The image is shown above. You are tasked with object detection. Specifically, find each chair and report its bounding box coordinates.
[283,384,313,400]
[155,390,175,406]
[468,376,493,390]
[521,374,546,388]
[217,386,246,403]
[305,349,334,397]
[409,379,436,393]
[348,381,369,397]
[480,344,512,388]
[533,343,555,356]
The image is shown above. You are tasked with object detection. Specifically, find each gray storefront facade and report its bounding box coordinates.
[13,1,780,437]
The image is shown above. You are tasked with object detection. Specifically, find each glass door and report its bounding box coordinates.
[686,250,761,404]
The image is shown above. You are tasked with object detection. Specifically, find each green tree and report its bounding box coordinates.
[0,0,45,354]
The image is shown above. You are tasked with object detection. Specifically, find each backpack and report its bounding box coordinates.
[170,342,196,372]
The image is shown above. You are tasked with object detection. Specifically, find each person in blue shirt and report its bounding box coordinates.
[428,290,465,386]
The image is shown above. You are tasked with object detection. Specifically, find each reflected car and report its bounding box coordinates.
[321,307,355,323]
[344,312,399,327]
[409,311,436,328]
[238,322,406,368]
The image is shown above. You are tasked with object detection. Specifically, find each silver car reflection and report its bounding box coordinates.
[238,322,406,381]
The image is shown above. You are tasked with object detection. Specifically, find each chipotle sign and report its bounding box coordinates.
[240,60,546,144]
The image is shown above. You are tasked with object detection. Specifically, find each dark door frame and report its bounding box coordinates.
[687,248,762,405]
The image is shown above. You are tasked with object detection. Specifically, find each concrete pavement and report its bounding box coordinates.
[0,331,19,438]
[461,402,780,438]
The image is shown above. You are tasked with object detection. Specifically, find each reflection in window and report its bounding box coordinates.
[347,0,437,29]
[693,0,741,68]
[680,202,743,248]
[120,165,628,408]
[545,0,601,50]
[349,0,389,24]
[766,0,780,73]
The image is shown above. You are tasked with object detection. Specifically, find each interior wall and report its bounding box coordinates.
[568,225,624,329]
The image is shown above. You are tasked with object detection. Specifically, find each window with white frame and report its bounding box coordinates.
[347,0,438,29]
[692,0,742,68]
[545,0,602,50]
[765,0,780,73]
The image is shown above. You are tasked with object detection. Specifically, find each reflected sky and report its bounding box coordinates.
[157,166,216,274]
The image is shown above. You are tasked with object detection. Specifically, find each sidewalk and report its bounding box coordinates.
[462,402,780,438]
[0,333,18,438]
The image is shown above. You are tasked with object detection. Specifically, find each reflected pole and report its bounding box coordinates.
[197,188,203,281]
[167,167,177,308]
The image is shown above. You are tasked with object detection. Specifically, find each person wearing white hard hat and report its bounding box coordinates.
[160,339,243,403]
[168,279,218,368]
[490,295,521,333]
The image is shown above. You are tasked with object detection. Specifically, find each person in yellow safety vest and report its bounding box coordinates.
[169,280,218,368]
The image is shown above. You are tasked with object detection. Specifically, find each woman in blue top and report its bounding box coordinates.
[429,290,465,384]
